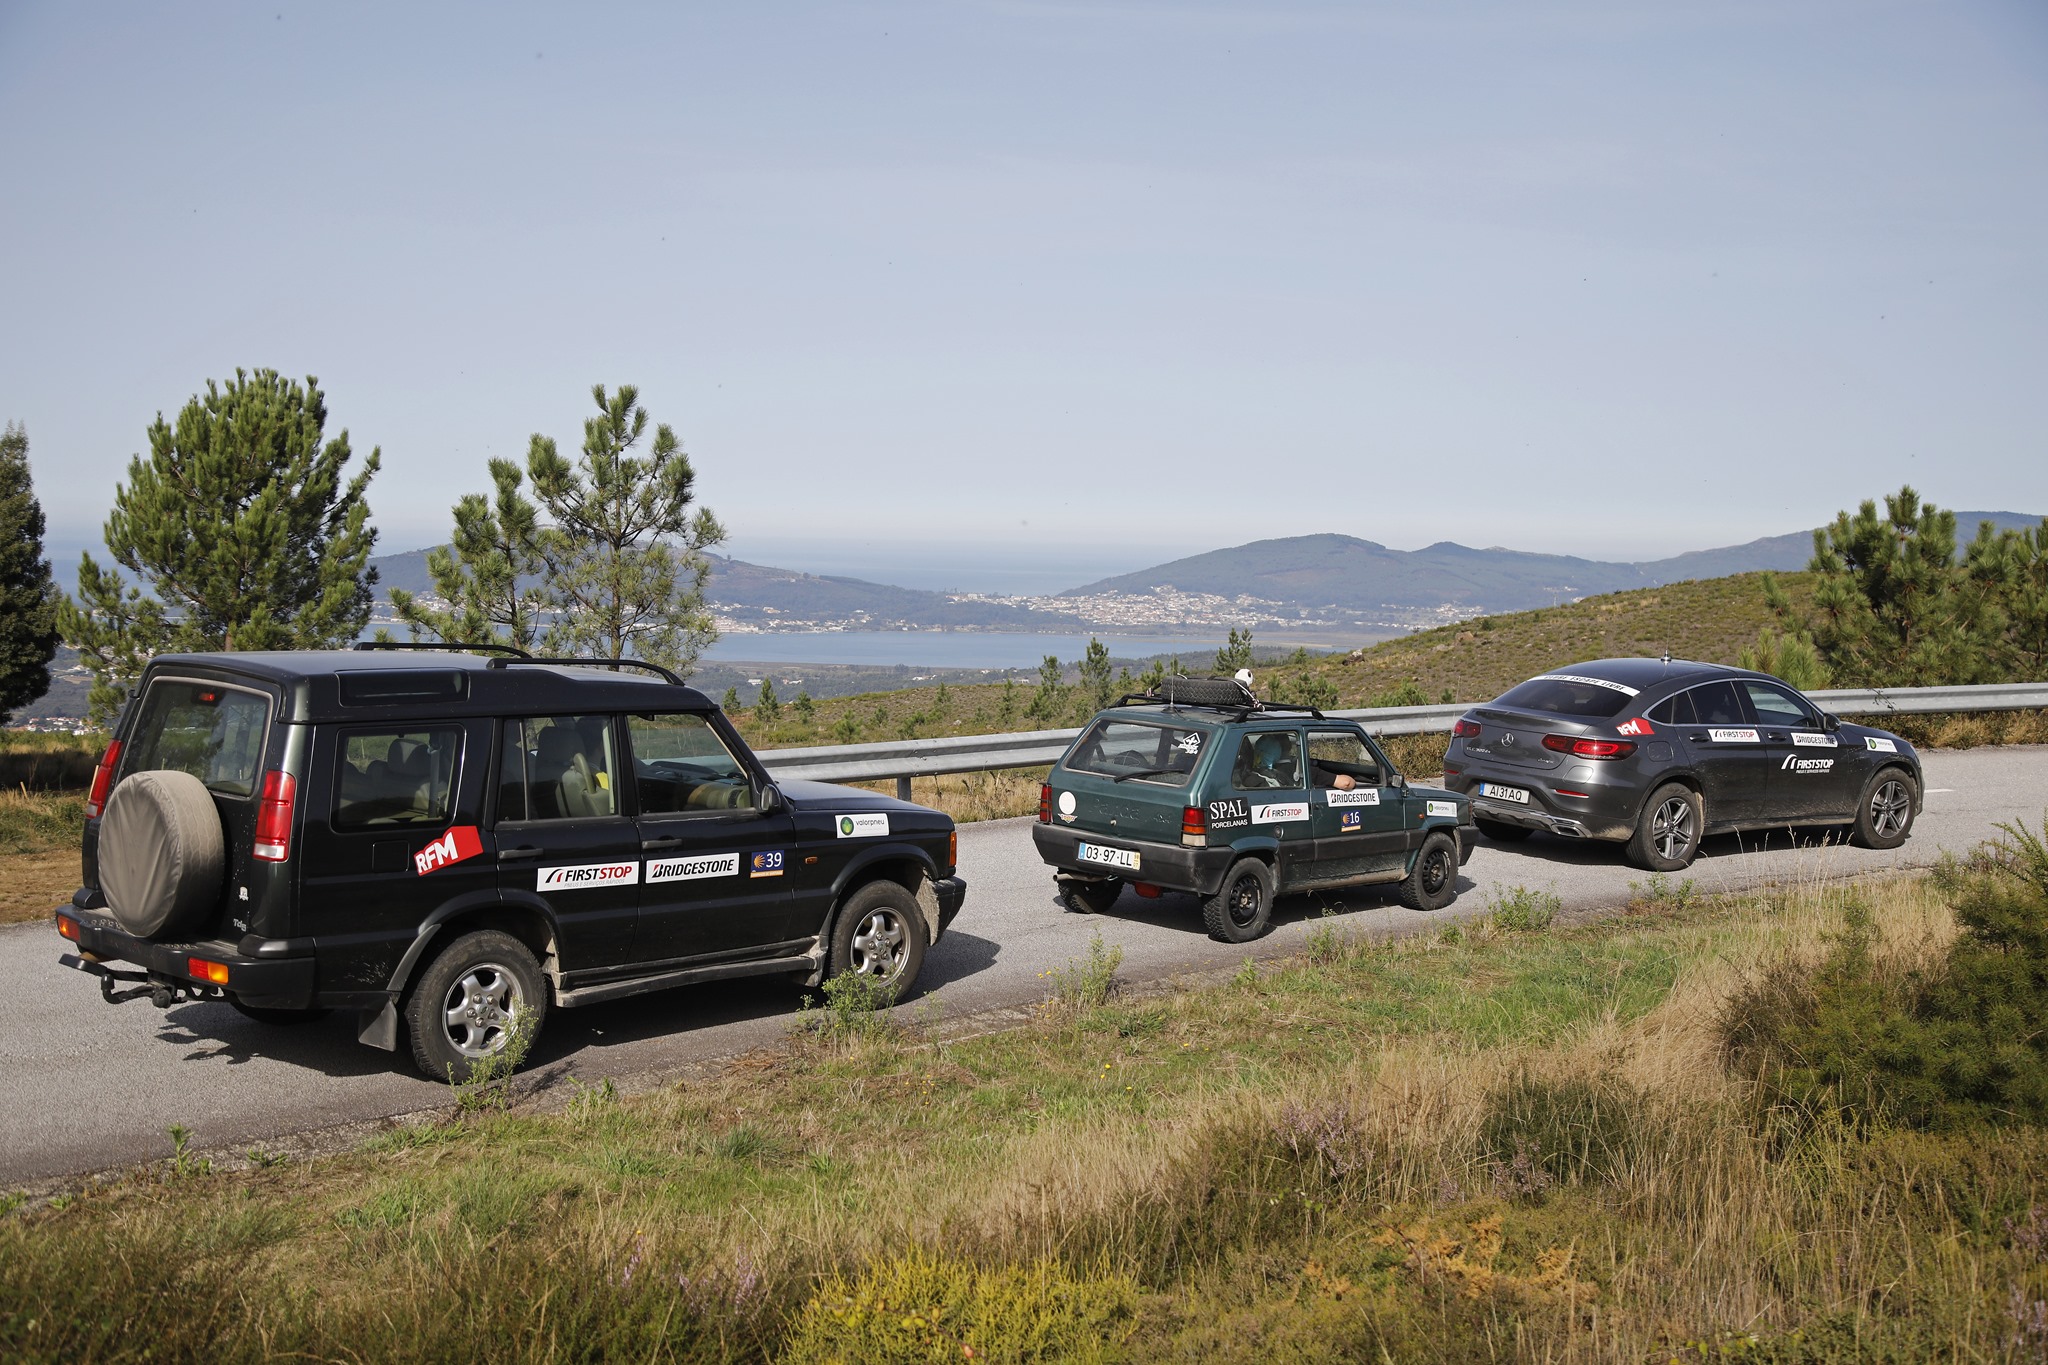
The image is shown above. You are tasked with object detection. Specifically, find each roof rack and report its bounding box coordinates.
[354,640,533,659]
[485,655,684,686]
[1110,675,1327,720]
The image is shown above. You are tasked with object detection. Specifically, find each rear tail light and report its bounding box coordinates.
[1181,805,1207,847]
[1038,783,1052,824]
[253,770,297,861]
[84,740,123,819]
[1451,718,1482,739]
[187,957,230,985]
[1542,735,1637,760]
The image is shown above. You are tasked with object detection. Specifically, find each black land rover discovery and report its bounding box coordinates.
[56,646,966,1078]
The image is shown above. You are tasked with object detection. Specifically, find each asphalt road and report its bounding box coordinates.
[6,745,2047,1186]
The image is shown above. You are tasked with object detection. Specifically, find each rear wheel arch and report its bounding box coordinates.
[389,895,562,998]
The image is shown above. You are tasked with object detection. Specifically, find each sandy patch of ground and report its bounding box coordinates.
[1,849,78,926]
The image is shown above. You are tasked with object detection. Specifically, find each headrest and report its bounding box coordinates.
[536,727,582,766]
[387,739,431,782]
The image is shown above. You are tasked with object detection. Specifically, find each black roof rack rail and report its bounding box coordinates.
[485,655,684,686]
[354,640,533,659]
[1107,675,1327,721]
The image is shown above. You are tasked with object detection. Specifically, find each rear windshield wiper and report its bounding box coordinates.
[1111,767,1183,783]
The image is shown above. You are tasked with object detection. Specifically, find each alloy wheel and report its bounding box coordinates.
[441,963,523,1058]
[849,908,909,979]
[1651,796,1696,860]
[1871,779,1911,840]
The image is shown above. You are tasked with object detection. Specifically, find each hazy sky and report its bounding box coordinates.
[3,1,2044,593]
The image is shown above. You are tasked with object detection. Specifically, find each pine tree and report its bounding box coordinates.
[792,688,817,725]
[527,384,725,674]
[60,370,380,723]
[0,424,60,724]
[756,677,781,721]
[721,685,742,714]
[1029,654,1066,724]
[1215,628,1254,674]
[392,459,547,650]
[1077,637,1115,714]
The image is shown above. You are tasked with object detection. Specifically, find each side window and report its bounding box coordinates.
[333,728,461,830]
[1307,731,1380,787]
[1647,691,1696,726]
[496,715,620,823]
[1688,681,1747,726]
[1232,731,1302,791]
[628,713,757,815]
[1742,681,1815,729]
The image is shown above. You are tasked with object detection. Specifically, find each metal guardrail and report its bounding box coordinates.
[756,681,2048,799]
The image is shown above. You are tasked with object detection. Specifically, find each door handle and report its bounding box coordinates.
[641,836,683,852]
[498,845,543,861]
[1765,732,1787,742]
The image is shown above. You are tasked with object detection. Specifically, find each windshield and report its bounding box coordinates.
[1063,718,1210,787]
[124,679,271,797]
[1493,673,1636,719]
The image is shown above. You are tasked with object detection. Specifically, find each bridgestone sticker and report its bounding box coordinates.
[538,861,640,890]
[646,852,740,884]
[1426,800,1457,818]
[1791,732,1838,747]
[1535,673,1640,696]
[1866,736,1898,753]
[1207,797,1250,830]
[1253,802,1308,824]
[1325,788,1380,807]
[837,813,890,839]
[414,825,483,876]
[1709,728,1760,744]
[1781,755,1835,774]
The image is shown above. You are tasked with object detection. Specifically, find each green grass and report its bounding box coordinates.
[0,788,85,857]
[4,869,2039,1362]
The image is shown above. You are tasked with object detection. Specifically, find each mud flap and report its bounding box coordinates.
[358,1000,399,1051]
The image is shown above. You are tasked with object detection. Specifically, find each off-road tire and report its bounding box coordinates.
[1627,783,1702,871]
[98,770,225,940]
[828,880,928,997]
[228,1000,333,1026]
[405,930,547,1083]
[1850,767,1917,850]
[1474,817,1533,843]
[1201,858,1275,943]
[1060,878,1122,915]
[1396,831,1460,911]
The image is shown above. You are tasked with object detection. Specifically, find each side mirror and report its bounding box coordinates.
[1822,712,1840,733]
[757,783,784,815]
[1390,772,1407,790]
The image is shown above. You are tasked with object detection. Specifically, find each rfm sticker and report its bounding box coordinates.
[1615,717,1655,737]
[414,826,483,876]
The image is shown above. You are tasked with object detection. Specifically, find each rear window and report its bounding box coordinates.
[334,728,462,830]
[1494,673,1636,719]
[124,679,271,797]
[1064,719,1210,787]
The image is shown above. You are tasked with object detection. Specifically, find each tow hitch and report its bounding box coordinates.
[59,954,225,1008]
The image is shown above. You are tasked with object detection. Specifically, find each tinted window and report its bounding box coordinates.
[1064,719,1208,788]
[1232,731,1303,791]
[1647,691,1696,726]
[496,715,620,822]
[630,713,756,813]
[125,680,270,797]
[334,728,461,830]
[1307,731,1380,787]
[1743,681,1815,729]
[1494,674,1634,719]
[1688,681,1748,726]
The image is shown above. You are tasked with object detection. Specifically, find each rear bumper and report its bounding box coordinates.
[1448,777,1634,842]
[54,908,317,1008]
[1030,823,1238,896]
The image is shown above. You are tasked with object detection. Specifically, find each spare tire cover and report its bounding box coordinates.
[99,770,227,940]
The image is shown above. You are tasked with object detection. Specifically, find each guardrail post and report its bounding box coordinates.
[896,776,913,802]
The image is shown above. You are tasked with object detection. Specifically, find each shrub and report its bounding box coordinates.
[1487,885,1559,933]
[1478,1068,1651,1188]
[1043,932,1124,1011]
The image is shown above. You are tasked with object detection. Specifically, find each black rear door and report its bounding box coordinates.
[492,715,640,971]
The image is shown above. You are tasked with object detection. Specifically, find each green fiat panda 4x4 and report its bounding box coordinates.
[1031,677,1476,942]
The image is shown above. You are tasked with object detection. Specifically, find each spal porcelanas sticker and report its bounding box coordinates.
[1207,797,1250,830]
[1791,731,1838,747]
[1865,736,1899,753]
[1325,788,1381,807]
[1253,802,1309,824]
[538,861,640,890]
[837,813,891,838]
[1426,800,1457,818]
[646,852,740,884]
[1709,728,1760,744]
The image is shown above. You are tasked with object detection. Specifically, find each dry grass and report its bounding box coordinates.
[6,869,2040,1362]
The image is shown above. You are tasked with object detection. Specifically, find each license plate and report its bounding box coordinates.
[1479,782,1530,805]
[1078,842,1140,871]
